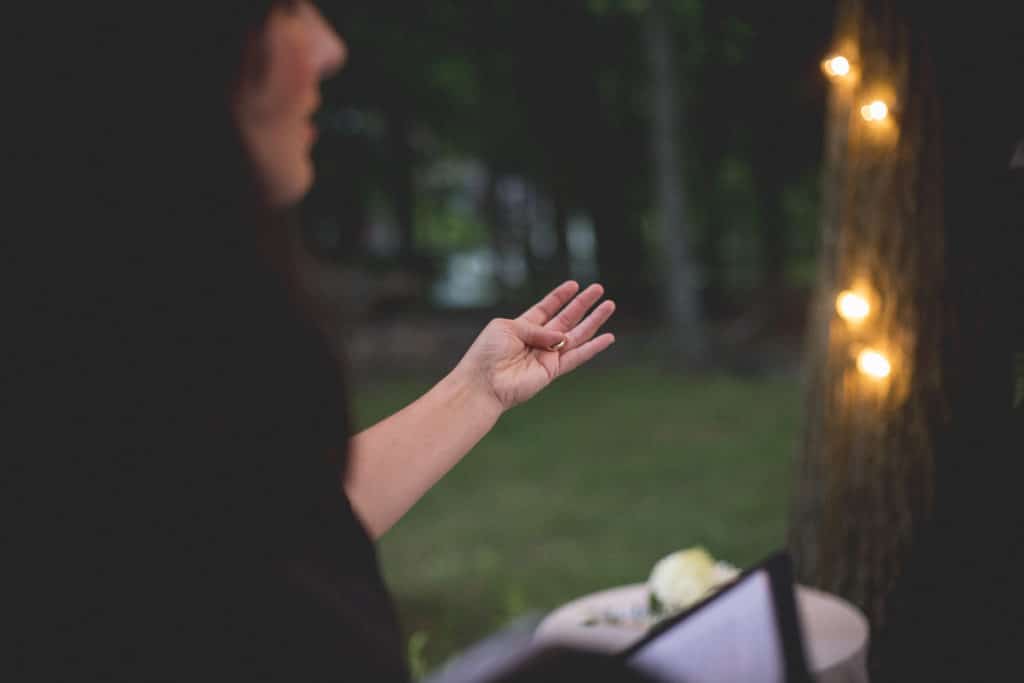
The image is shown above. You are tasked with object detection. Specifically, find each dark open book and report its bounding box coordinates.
[424,551,812,683]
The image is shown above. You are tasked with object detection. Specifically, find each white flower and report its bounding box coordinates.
[647,547,739,615]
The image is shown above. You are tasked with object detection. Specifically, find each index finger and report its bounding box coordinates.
[517,280,580,325]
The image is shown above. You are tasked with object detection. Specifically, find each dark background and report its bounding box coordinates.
[297,0,835,379]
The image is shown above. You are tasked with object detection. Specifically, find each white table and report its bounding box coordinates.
[533,583,869,683]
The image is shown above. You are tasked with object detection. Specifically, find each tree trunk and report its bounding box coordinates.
[551,184,572,283]
[588,185,651,317]
[521,184,543,300]
[691,5,729,319]
[644,0,707,365]
[790,1,1024,680]
[482,166,508,304]
[751,150,789,292]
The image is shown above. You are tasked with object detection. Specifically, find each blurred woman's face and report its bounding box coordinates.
[234,1,346,207]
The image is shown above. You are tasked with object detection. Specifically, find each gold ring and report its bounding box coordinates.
[549,339,567,352]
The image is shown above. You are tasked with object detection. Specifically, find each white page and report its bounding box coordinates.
[627,571,785,683]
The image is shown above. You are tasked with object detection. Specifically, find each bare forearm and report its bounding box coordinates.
[344,365,503,539]
[344,283,617,538]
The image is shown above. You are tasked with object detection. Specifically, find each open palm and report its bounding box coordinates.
[458,281,617,412]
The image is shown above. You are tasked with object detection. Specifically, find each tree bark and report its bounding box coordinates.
[790,1,1024,680]
[644,0,707,365]
[482,166,509,304]
[520,184,543,300]
[791,0,947,645]
[588,183,651,317]
[551,184,572,284]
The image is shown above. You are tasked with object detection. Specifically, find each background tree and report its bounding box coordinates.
[304,1,833,366]
[645,0,707,364]
[789,1,1024,680]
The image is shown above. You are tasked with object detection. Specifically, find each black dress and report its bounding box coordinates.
[11,221,657,682]
[12,253,409,682]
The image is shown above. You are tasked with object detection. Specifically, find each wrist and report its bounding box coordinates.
[444,361,505,424]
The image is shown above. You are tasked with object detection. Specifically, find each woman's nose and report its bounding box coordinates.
[313,7,347,79]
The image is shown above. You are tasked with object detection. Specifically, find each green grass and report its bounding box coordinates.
[352,366,802,673]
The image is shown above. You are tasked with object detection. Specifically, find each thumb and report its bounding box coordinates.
[512,320,566,350]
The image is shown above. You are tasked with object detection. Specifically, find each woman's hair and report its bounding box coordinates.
[18,0,353,583]
[12,6,374,677]
[86,1,284,257]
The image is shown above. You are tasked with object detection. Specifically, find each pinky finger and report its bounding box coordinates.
[558,333,616,376]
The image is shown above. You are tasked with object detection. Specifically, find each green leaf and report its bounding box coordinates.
[407,630,430,681]
[648,592,664,616]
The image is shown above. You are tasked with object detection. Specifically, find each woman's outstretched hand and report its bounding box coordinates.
[345,282,615,537]
[455,281,616,413]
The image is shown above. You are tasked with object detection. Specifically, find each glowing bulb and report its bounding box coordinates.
[822,55,851,78]
[836,290,870,323]
[860,100,889,122]
[857,349,891,379]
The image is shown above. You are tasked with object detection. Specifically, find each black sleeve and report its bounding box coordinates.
[12,282,410,682]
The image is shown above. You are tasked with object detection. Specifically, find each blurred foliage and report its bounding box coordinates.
[415,194,490,252]
[306,1,834,320]
[406,630,431,680]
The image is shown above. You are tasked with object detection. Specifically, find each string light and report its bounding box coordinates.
[836,290,870,323]
[819,49,896,387]
[857,349,892,379]
[821,55,852,79]
[860,100,889,122]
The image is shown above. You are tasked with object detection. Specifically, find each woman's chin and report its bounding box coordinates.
[269,163,315,208]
